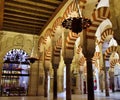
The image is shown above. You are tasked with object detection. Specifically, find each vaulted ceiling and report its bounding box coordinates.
[0,0,67,35]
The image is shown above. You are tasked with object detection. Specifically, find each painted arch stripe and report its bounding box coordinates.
[66,32,78,49]
[76,46,82,54]
[44,28,54,38]
[92,52,100,59]
[45,47,51,61]
[53,37,62,56]
[104,46,118,58]
[79,56,86,66]
[43,36,47,44]
[92,7,110,21]
[110,59,119,67]
[52,17,63,31]
[89,7,110,33]
[100,28,114,43]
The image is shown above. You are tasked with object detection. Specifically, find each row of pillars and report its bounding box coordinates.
[51,57,110,100]
[48,57,95,100]
[27,56,111,100]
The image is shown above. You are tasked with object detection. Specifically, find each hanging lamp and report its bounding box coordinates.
[62,0,92,34]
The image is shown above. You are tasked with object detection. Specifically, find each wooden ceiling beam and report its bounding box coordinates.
[5,2,55,12]
[5,4,53,15]
[5,7,51,17]
[4,14,47,22]
[6,0,58,9]
[4,8,50,19]
[3,20,41,28]
[4,17,45,25]
[0,0,4,30]
[4,13,47,21]
[39,0,68,35]
[40,0,61,4]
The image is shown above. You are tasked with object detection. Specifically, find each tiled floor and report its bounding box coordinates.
[0,91,120,100]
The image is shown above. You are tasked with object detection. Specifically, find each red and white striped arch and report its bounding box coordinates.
[52,17,63,31]
[44,46,52,69]
[43,28,54,45]
[51,17,65,65]
[52,37,62,65]
[45,47,52,61]
[92,52,100,68]
[92,52,100,60]
[76,45,82,54]
[89,7,110,33]
[64,31,79,59]
[104,46,118,60]
[44,28,54,38]
[79,56,86,66]
[99,28,113,44]
[110,59,119,68]
[53,37,62,57]
[84,5,110,55]
[66,31,79,50]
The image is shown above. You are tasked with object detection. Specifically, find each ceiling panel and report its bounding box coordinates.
[1,0,67,35]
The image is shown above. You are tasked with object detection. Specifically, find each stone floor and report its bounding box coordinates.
[0,91,120,100]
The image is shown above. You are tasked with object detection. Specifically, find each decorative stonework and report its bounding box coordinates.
[13,35,24,46]
[26,39,32,52]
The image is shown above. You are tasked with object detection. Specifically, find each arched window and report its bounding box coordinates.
[3,49,30,64]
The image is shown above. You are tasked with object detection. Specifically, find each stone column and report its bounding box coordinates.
[96,69,100,91]
[28,62,38,96]
[109,68,114,92]
[0,62,3,85]
[79,71,83,94]
[103,55,109,96]
[99,69,104,92]
[86,58,94,100]
[74,73,81,94]
[37,62,45,96]
[57,75,64,92]
[65,59,72,100]
[53,66,58,100]
[44,69,49,97]
[50,77,53,92]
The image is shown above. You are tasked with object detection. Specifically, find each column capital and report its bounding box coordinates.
[83,50,95,60]
[64,58,72,65]
[52,64,58,69]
